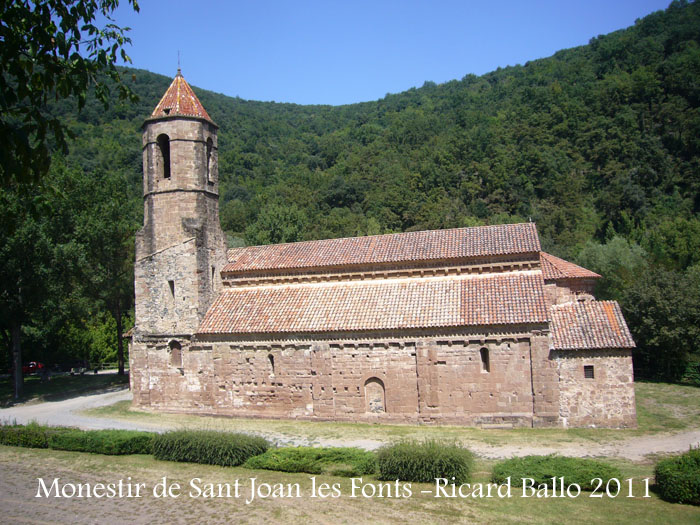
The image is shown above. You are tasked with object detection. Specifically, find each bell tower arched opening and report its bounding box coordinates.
[156,134,171,179]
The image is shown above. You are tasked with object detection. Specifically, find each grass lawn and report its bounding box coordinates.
[634,380,700,432]
[0,445,698,524]
[0,373,129,407]
[82,381,700,450]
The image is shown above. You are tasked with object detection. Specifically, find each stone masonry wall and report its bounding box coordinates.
[209,341,421,422]
[544,279,596,306]
[529,332,560,427]
[130,339,216,409]
[555,349,637,428]
[415,338,534,426]
[131,331,552,426]
[134,240,200,335]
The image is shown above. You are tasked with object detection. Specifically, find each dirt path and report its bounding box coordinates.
[464,429,700,460]
[1,389,699,461]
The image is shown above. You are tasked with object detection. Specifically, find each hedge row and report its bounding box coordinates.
[0,423,154,455]
[0,423,268,466]
[152,430,269,467]
[655,448,700,505]
[0,423,155,455]
[49,429,155,455]
[1,425,469,482]
[0,422,59,448]
[490,455,622,490]
[377,440,474,484]
[244,446,377,477]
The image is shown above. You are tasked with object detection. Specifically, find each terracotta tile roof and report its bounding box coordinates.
[224,223,541,274]
[540,252,601,280]
[550,301,635,350]
[150,70,214,123]
[462,273,549,326]
[198,272,549,334]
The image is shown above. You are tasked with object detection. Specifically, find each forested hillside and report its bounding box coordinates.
[2,0,699,381]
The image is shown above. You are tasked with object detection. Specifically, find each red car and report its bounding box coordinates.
[22,362,45,374]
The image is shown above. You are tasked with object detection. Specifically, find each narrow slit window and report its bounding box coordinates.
[584,365,595,379]
[480,347,490,373]
[206,137,214,183]
[169,341,182,368]
[211,266,215,284]
[168,280,175,298]
[157,134,171,179]
[268,354,275,376]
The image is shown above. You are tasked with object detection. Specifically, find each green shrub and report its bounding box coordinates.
[655,448,700,505]
[0,422,53,448]
[491,455,622,490]
[153,430,269,467]
[244,446,377,477]
[376,440,473,483]
[48,429,155,455]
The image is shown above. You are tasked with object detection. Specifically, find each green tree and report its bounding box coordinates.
[575,236,648,300]
[0,169,82,398]
[642,217,700,270]
[73,170,138,375]
[623,266,700,380]
[245,203,309,245]
[0,0,140,186]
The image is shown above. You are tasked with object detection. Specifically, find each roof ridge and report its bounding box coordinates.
[221,268,543,291]
[234,222,536,252]
[551,298,618,308]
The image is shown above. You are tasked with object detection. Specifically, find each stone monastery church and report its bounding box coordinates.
[128,72,637,428]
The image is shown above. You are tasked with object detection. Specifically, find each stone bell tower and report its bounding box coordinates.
[133,70,227,339]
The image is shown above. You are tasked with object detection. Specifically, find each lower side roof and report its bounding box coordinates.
[550,300,635,350]
[198,272,549,334]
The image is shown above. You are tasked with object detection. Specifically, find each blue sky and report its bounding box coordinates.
[110,0,672,106]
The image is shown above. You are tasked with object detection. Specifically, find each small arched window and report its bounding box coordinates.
[169,340,182,368]
[268,354,275,376]
[480,347,490,373]
[157,134,171,179]
[206,137,214,183]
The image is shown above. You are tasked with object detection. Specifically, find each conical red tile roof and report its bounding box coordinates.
[150,70,214,124]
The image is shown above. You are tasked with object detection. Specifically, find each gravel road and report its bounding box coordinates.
[0,388,164,432]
